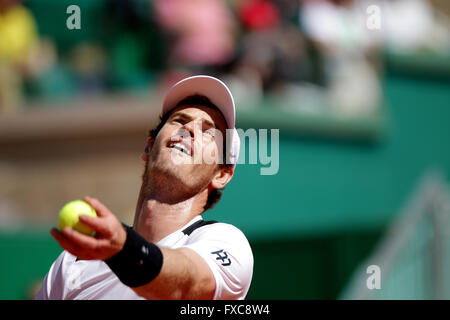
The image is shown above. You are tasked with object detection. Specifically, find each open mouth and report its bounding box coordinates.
[167,140,192,157]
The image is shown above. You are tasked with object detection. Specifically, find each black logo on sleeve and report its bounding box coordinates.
[211,249,231,266]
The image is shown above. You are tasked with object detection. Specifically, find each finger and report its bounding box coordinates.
[78,214,110,236]
[62,227,102,251]
[51,228,83,256]
[51,228,98,260]
[83,196,110,218]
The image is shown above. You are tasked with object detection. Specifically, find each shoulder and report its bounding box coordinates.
[187,221,252,250]
[182,221,254,300]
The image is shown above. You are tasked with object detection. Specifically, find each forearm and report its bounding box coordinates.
[132,247,215,300]
[105,226,216,300]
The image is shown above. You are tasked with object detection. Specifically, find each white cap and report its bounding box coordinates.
[161,75,240,167]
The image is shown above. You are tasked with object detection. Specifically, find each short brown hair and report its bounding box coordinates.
[148,95,233,211]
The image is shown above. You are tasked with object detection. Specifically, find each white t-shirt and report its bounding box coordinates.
[36,216,253,300]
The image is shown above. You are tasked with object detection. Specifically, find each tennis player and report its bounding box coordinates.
[36,75,253,300]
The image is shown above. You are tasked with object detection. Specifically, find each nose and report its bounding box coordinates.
[182,119,201,140]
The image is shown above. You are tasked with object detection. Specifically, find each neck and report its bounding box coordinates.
[132,185,208,243]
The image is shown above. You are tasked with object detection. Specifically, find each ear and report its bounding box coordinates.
[210,166,234,190]
[141,137,153,161]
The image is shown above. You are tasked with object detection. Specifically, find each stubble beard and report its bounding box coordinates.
[139,155,212,205]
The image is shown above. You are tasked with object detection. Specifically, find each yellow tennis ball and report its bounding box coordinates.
[58,200,97,235]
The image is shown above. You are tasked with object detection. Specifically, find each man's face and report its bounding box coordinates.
[144,105,228,196]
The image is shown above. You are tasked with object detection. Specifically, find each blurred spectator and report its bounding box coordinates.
[105,0,164,90]
[68,42,108,96]
[154,0,237,72]
[0,0,38,113]
[378,0,450,53]
[301,0,382,117]
[275,0,302,25]
[223,0,314,109]
[238,0,281,31]
[24,38,76,102]
[301,0,380,56]
[0,0,444,116]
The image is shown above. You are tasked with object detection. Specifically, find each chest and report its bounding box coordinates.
[62,260,144,300]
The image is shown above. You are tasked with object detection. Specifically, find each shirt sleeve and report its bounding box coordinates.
[181,223,254,300]
[35,251,67,300]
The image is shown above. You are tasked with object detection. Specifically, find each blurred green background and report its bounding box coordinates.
[0,0,449,299]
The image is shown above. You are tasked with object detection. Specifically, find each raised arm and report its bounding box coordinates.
[50,197,215,300]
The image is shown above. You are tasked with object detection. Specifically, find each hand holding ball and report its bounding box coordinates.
[53,197,127,261]
[58,200,97,236]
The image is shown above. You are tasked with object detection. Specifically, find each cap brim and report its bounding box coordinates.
[162,75,235,129]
